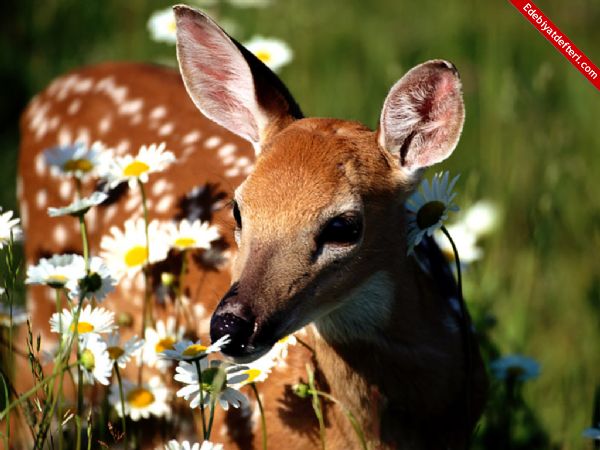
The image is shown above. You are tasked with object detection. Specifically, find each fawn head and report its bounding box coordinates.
[174,5,465,360]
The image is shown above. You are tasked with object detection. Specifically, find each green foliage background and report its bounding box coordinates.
[1,0,599,448]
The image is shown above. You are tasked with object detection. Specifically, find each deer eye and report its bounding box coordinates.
[232,201,242,229]
[316,213,363,248]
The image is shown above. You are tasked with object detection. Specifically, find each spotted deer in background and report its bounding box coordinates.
[16,5,487,449]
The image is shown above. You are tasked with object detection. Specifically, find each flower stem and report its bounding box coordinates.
[306,364,326,450]
[176,249,188,330]
[56,289,64,450]
[193,359,208,439]
[250,383,268,450]
[78,215,90,272]
[440,225,472,441]
[114,364,128,444]
[137,179,152,387]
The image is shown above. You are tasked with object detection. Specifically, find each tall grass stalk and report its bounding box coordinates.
[306,364,326,450]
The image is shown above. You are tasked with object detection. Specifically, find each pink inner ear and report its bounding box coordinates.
[176,10,262,143]
[380,61,464,171]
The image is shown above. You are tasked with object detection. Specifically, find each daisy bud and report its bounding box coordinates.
[292,383,310,399]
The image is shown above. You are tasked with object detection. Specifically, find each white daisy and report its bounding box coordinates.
[230,350,276,386]
[26,254,86,289]
[43,141,104,179]
[48,191,108,218]
[100,143,175,189]
[243,36,293,72]
[140,317,185,372]
[160,335,230,362]
[79,333,112,385]
[490,354,540,382]
[0,303,28,327]
[434,223,482,264]
[66,256,117,302]
[109,376,171,421]
[583,424,600,440]
[271,334,297,364]
[100,218,169,279]
[0,209,22,248]
[105,332,144,369]
[405,171,460,254]
[174,359,249,411]
[50,304,115,339]
[162,220,220,251]
[463,200,499,237]
[165,440,224,450]
[148,8,177,44]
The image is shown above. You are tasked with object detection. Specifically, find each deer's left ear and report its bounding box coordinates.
[174,5,302,154]
[377,60,465,173]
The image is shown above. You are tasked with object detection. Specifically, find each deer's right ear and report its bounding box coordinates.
[174,5,302,154]
[377,60,465,175]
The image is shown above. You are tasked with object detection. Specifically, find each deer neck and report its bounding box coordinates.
[311,245,459,446]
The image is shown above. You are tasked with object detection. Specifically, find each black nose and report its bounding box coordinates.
[210,283,256,357]
[210,312,255,356]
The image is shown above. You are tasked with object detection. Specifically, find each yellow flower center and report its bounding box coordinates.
[46,274,68,286]
[416,200,446,230]
[70,321,95,334]
[155,337,176,353]
[167,20,176,33]
[63,158,93,173]
[122,160,150,177]
[174,237,196,248]
[254,50,272,63]
[126,387,155,408]
[124,245,148,267]
[277,336,290,344]
[244,368,262,383]
[107,346,125,360]
[182,344,208,357]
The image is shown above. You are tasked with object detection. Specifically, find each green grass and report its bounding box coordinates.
[1,0,599,448]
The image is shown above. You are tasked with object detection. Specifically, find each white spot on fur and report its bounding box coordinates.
[103,205,117,224]
[59,180,72,200]
[58,126,73,145]
[225,167,241,178]
[134,273,145,291]
[315,271,395,344]
[158,122,174,136]
[75,128,91,146]
[53,225,67,246]
[67,99,82,115]
[155,195,174,213]
[151,179,169,196]
[36,190,47,208]
[223,155,235,166]
[204,136,222,149]
[217,143,236,159]
[116,140,130,155]
[235,156,251,168]
[149,106,167,120]
[124,195,140,212]
[119,98,143,116]
[182,130,201,145]
[35,155,47,176]
[130,114,143,126]
[20,200,28,228]
[243,165,254,176]
[98,115,112,134]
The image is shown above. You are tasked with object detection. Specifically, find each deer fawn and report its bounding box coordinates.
[16,5,487,449]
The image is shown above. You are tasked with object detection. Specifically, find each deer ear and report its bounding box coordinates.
[174,5,302,154]
[377,60,465,173]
